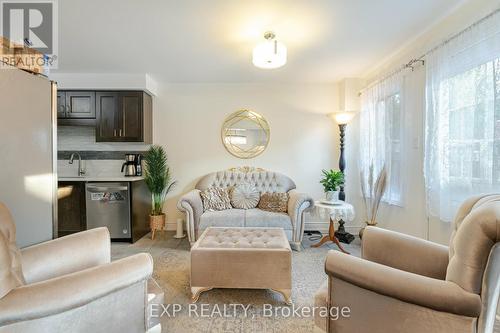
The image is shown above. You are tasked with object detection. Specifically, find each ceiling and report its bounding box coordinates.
[55,0,465,83]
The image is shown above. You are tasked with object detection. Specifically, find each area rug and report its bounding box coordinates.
[112,232,361,333]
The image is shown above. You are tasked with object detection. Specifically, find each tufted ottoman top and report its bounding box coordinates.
[195,227,290,249]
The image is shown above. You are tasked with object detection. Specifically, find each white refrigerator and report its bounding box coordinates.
[0,67,57,247]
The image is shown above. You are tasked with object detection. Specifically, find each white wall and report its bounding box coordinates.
[153,83,339,229]
[352,0,499,245]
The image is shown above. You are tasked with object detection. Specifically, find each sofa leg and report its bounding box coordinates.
[271,288,292,305]
[290,241,302,251]
[191,287,213,303]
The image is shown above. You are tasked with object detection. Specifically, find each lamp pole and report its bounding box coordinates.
[334,122,355,244]
[338,124,346,201]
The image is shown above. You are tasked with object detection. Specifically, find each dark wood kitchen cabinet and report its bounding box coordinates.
[57,181,86,237]
[96,91,152,143]
[57,91,96,119]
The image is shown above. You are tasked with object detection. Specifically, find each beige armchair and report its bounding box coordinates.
[315,194,500,333]
[0,202,161,333]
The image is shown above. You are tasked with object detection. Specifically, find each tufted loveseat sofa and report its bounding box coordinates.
[177,168,314,251]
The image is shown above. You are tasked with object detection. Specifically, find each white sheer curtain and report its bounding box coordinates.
[424,10,500,222]
[360,73,405,205]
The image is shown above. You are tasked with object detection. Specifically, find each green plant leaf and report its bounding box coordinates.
[319,169,344,192]
[144,145,175,216]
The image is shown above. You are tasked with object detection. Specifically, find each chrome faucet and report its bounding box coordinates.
[69,152,86,176]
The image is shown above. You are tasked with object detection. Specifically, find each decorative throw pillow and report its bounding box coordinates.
[230,183,260,209]
[258,192,289,213]
[200,187,232,212]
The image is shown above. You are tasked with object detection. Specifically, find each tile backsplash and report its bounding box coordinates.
[58,159,127,178]
[58,126,150,152]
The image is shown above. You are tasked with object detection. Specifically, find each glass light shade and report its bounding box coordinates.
[331,111,356,125]
[252,39,287,69]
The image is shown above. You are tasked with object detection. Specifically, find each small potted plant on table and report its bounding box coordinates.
[144,145,176,240]
[320,169,344,202]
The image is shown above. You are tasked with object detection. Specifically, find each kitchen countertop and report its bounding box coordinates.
[58,176,145,182]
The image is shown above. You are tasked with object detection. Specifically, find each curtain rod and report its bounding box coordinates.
[359,7,500,96]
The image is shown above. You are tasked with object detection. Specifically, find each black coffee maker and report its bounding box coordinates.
[135,154,143,176]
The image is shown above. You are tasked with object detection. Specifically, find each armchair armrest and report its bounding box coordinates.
[325,251,480,317]
[0,253,153,326]
[177,189,203,243]
[361,226,449,279]
[287,190,314,243]
[21,227,111,284]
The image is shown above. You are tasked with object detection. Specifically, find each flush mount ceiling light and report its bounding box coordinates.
[252,31,287,69]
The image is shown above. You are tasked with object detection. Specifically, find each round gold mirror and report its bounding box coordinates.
[221,110,270,159]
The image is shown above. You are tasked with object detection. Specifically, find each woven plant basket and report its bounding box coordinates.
[150,213,165,240]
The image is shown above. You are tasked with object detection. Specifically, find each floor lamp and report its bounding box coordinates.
[331,111,356,243]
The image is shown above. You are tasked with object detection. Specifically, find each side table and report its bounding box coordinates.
[311,201,355,254]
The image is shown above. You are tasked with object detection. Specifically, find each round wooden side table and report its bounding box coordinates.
[312,201,355,254]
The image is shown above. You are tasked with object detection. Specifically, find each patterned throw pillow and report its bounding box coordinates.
[258,192,289,213]
[230,183,260,209]
[200,187,232,212]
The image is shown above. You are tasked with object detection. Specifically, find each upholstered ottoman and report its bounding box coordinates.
[190,227,292,304]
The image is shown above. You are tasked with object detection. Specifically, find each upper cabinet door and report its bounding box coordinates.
[96,92,119,142]
[65,91,96,118]
[57,91,66,118]
[119,92,143,141]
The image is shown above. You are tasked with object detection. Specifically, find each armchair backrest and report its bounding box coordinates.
[447,194,500,295]
[195,167,296,193]
[0,202,25,298]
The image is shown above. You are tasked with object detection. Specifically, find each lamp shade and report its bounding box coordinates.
[331,111,356,125]
[252,32,287,69]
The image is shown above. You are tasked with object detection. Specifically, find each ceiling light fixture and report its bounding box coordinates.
[252,31,287,69]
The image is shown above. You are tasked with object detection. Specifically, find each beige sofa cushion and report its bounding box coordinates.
[0,202,25,298]
[245,209,292,229]
[199,209,245,229]
[199,208,292,231]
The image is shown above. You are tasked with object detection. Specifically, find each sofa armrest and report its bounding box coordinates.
[177,189,203,243]
[21,227,111,284]
[325,250,480,317]
[0,253,153,326]
[287,190,314,243]
[362,226,449,279]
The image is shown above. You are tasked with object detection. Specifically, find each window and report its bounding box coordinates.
[360,75,405,205]
[424,10,500,221]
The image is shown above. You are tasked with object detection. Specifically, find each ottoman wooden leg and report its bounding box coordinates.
[191,287,213,303]
[272,289,292,305]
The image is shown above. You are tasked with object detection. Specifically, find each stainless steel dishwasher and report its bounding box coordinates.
[85,182,131,239]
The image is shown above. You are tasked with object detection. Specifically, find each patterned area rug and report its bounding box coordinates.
[112,232,361,333]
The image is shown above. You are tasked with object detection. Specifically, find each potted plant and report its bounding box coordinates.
[144,145,176,240]
[320,169,344,202]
